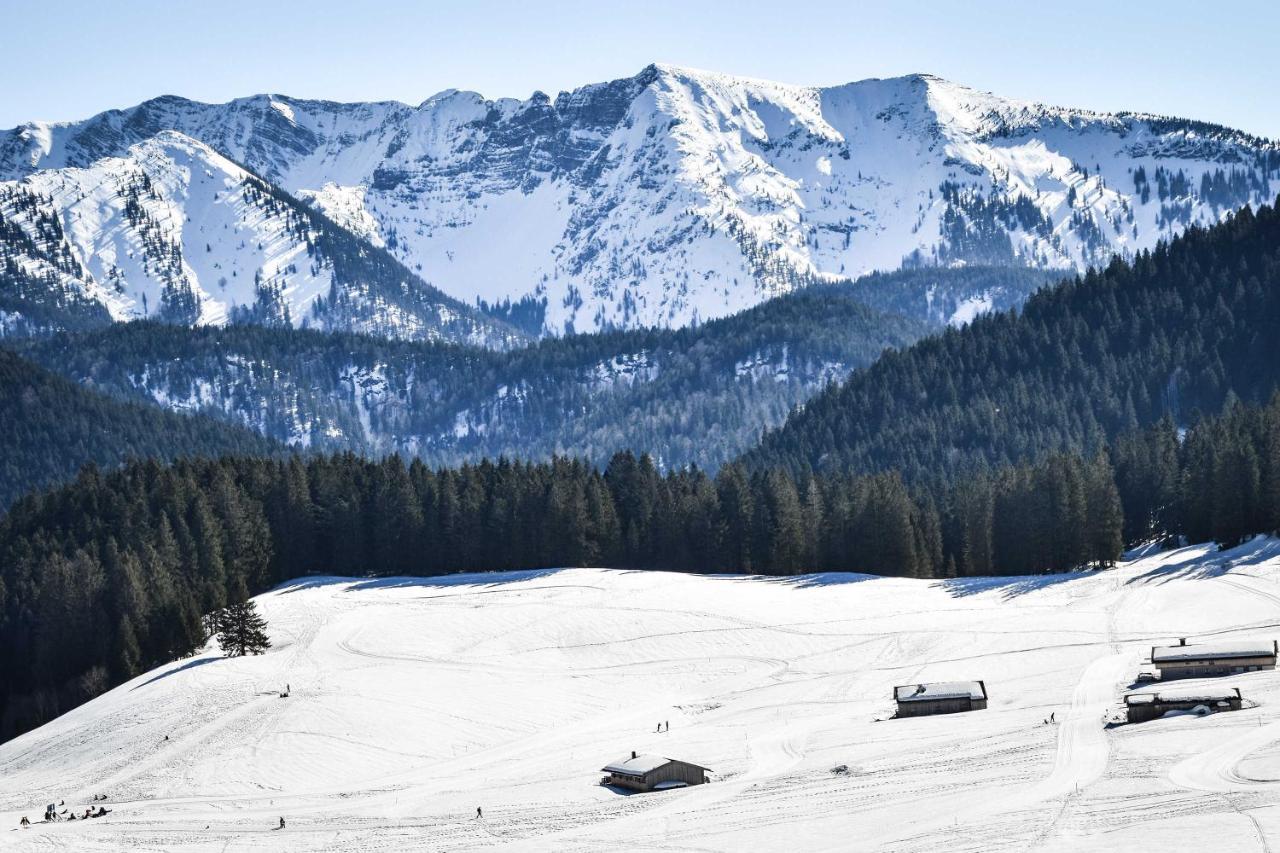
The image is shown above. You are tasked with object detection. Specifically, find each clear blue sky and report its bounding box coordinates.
[7,0,1278,139]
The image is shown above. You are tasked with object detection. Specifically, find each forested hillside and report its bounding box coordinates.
[844,266,1062,327]
[0,349,280,508]
[746,198,1280,482]
[14,268,958,469]
[6,392,1280,738]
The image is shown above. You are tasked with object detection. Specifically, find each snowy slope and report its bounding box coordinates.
[3,65,1276,336]
[5,538,1280,850]
[0,132,522,345]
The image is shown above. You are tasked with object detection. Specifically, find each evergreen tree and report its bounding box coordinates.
[216,592,272,658]
[1084,452,1124,567]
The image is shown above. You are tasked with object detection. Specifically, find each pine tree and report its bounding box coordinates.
[1084,452,1124,567]
[216,588,272,657]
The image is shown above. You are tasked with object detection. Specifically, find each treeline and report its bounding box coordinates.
[7,393,1280,738]
[747,198,1280,484]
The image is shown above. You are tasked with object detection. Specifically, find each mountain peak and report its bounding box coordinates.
[2,66,1276,341]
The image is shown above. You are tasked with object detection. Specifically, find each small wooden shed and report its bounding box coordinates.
[1150,638,1277,680]
[1125,686,1243,723]
[600,751,710,792]
[894,680,988,717]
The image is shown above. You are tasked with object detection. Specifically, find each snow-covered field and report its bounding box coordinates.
[6,538,1280,851]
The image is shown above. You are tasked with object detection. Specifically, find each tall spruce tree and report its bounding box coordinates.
[216,584,272,658]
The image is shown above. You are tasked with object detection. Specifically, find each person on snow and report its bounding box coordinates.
[476,806,483,819]
[19,816,29,827]
[1050,712,1056,723]
[279,817,286,829]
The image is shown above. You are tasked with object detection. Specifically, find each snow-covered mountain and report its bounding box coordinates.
[0,132,522,345]
[3,64,1277,336]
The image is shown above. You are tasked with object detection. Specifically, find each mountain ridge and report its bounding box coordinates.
[4,65,1276,336]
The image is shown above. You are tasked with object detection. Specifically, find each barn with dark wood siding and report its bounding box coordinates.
[894,681,988,717]
[1150,638,1277,680]
[600,752,710,792]
[1125,686,1243,723]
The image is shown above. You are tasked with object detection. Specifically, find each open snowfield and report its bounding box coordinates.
[6,539,1280,851]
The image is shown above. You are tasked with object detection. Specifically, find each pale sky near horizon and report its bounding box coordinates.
[5,0,1278,138]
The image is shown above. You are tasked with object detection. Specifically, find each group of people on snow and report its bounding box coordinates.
[22,798,111,826]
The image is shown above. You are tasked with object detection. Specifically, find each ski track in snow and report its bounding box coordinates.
[7,539,1280,850]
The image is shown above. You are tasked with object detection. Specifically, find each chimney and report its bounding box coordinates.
[631,750,637,759]
[1179,638,1186,646]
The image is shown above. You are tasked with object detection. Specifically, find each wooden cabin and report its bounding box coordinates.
[600,751,710,792]
[893,680,987,717]
[1150,638,1277,680]
[1125,686,1243,723]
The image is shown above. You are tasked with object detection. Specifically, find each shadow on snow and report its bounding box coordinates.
[1124,536,1280,586]
[933,570,1091,600]
[130,656,222,691]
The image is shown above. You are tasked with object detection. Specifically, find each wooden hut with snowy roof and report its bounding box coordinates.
[893,680,988,717]
[600,751,710,792]
[1125,686,1243,723]
[1150,638,1277,680]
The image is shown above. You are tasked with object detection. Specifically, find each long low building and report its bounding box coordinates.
[601,752,710,792]
[1150,638,1277,679]
[1125,686,1243,723]
[894,681,987,717]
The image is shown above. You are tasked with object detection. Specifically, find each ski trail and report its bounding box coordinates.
[1023,651,1129,800]
[1168,719,1280,792]
[878,648,1129,850]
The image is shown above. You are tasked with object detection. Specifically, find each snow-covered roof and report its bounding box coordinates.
[1151,639,1276,663]
[1126,686,1241,705]
[894,681,986,703]
[602,754,674,776]
[601,754,709,776]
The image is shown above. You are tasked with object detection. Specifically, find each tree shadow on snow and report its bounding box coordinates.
[130,656,221,691]
[933,570,1092,600]
[272,568,575,596]
[727,572,881,589]
[1124,536,1280,587]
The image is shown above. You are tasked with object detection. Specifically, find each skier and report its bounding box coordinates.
[19,816,29,827]
[279,817,286,830]
[656,722,661,733]
[665,720,669,732]
[476,806,483,819]
[1050,711,1056,723]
